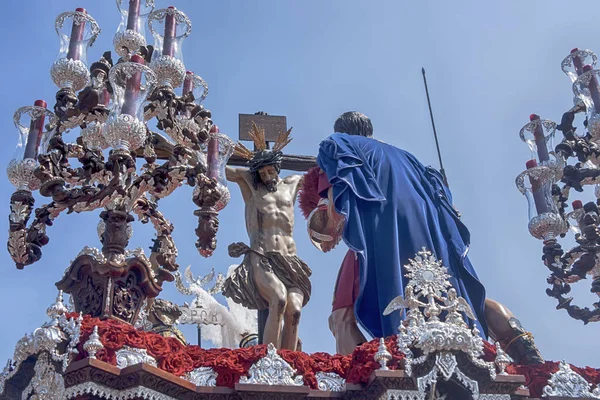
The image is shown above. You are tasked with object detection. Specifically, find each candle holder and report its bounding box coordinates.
[200,131,234,212]
[183,71,209,104]
[517,47,600,324]
[165,71,210,149]
[566,200,584,236]
[114,0,155,58]
[50,9,100,92]
[561,48,597,83]
[148,7,192,89]
[516,161,567,240]
[5,3,230,331]
[104,55,157,151]
[7,102,57,191]
[574,67,600,140]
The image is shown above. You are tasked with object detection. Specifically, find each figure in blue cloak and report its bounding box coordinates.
[304,111,544,365]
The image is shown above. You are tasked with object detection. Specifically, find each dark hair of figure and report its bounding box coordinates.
[334,111,373,137]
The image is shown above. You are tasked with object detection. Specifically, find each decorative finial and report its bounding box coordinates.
[83,326,103,359]
[374,338,392,370]
[494,342,512,375]
[46,290,68,321]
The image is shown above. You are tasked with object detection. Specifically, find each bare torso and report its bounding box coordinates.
[226,167,302,257]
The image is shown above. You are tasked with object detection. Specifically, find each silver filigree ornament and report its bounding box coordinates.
[493,342,512,376]
[316,371,346,392]
[104,113,148,151]
[384,389,426,400]
[147,7,192,88]
[46,291,69,321]
[50,58,90,92]
[185,366,218,387]
[82,326,103,359]
[148,7,192,38]
[239,343,304,386]
[9,201,29,224]
[75,246,107,264]
[7,159,40,191]
[64,382,179,400]
[21,352,66,400]
[81,121,108,150]
[374,338,392,370]
[55,10,101,47]
[383,248,496,398]
[561,49,597,82]
[150,55,186,88]
[134,299,154,331]
[8,106,58,191]
[105,61,157,150]
[192,74,209,103]
[528,212,569,241]
[51,11,100,91]
[542,361,600,398]
[113,29,147,58]
[515,164,568,240]
[115,346,157,368]
[0,298,85,395]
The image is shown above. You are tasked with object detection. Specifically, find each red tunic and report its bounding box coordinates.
[332,250,360,311]
[317,171,360,311]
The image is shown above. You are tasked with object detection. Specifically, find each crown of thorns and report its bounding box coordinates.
[233,122,293,162]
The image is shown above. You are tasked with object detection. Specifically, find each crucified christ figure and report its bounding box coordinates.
[222,123,310,351]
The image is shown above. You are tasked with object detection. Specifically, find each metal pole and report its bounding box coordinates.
[197,325,202,347]
[422,68,449,187]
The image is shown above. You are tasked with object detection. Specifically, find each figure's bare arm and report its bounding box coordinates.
[226,166,253,202]
[285,174,304,201]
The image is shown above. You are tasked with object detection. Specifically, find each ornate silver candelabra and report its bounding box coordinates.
[516,48,600,324]
[6,2,233,323]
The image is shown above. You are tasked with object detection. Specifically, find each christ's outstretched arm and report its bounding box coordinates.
[226,166,253,202]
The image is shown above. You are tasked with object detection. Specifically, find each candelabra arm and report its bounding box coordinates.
[192,174,221,258]
[132,196,178,275]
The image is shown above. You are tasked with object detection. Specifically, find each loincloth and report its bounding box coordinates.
[223,252,312,310]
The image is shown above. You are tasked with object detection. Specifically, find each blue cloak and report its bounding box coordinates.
[317,133,488,338]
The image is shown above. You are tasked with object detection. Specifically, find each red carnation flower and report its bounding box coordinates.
[100,328,126,351]
[159,351,194,376]
[215,369,235,388]
[144,334,171,358]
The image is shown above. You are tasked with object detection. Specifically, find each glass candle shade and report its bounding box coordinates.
[200,129,234,211]
[567,200,584,236]
[50,9,100,92]
[114,0,155,58]
[182,71,209,103]
[574,67,600,140]
[104,55,157,151]
[168,72,209,148]
[516,160,567,240]
[562,48,597,83]
[7,102,57,191]
[519,115,558,164]
[148,7,192,88]
[81,121,108,151]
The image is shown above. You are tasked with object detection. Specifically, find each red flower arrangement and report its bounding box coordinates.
[67,313,600,394]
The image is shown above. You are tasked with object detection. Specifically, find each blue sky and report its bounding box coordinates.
[1,1,599,367]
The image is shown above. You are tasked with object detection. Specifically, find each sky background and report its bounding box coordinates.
[1,0,599,367]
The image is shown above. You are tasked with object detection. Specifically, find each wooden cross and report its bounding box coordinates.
[226,113,317,171]
[228,112,317,346]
